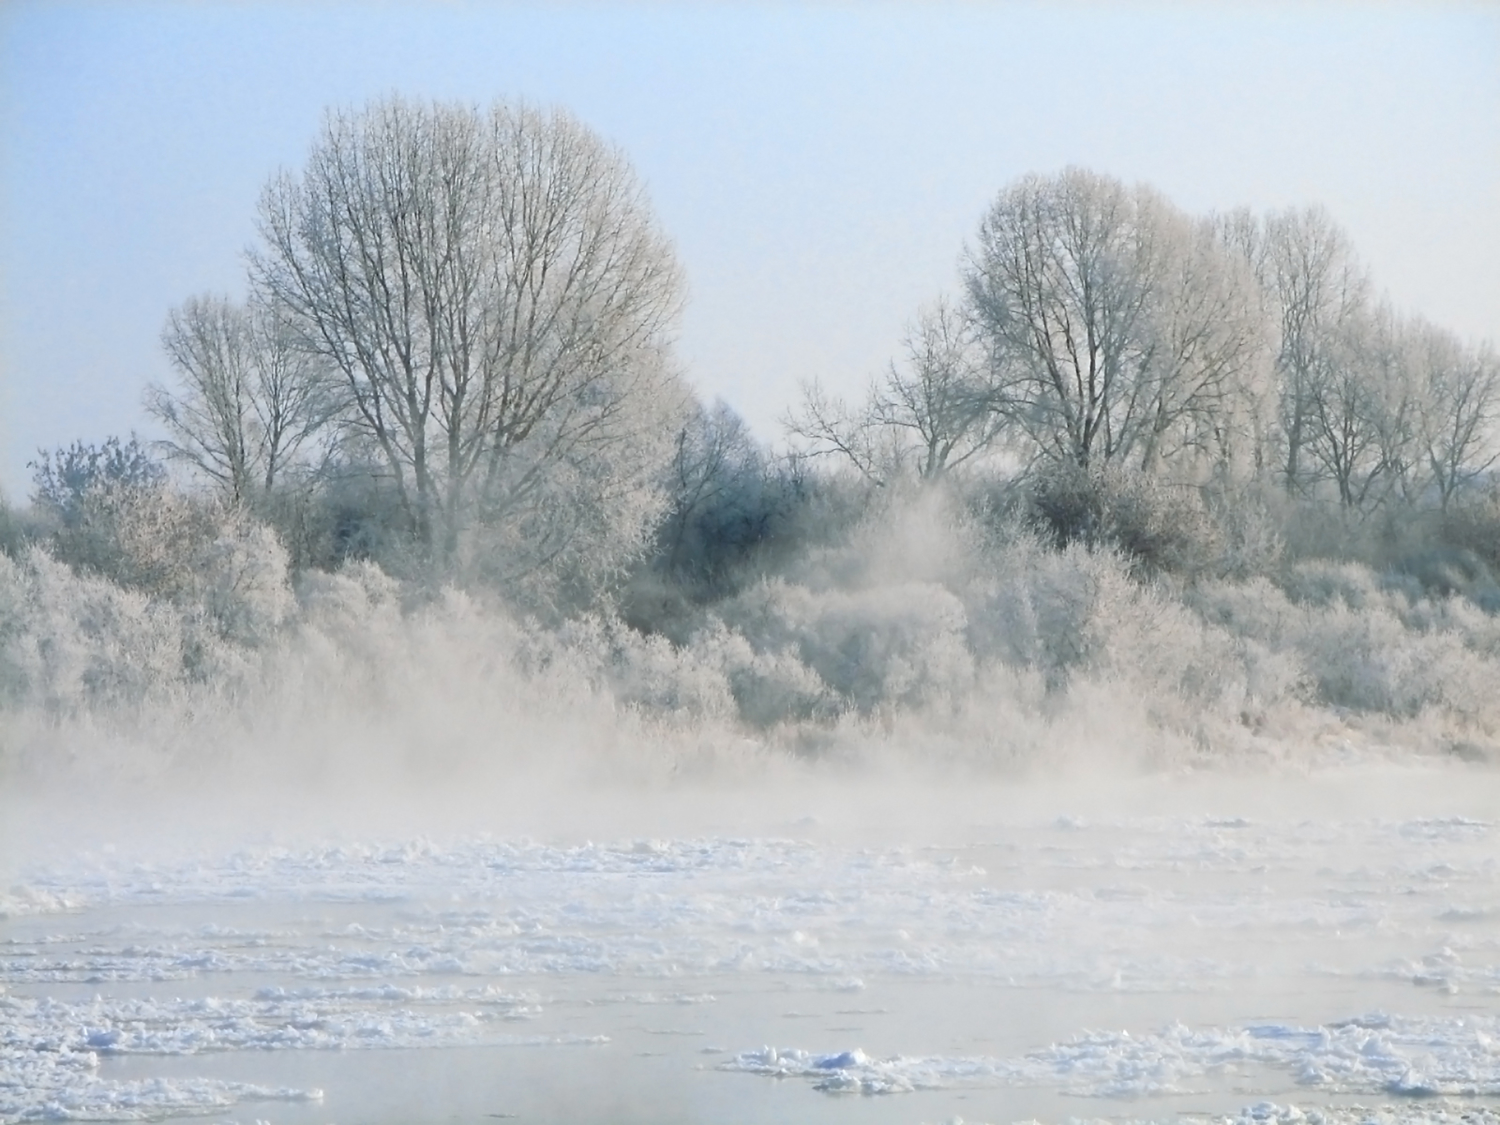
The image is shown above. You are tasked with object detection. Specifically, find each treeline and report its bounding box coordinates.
[3,97,1500,778]
[791,168,1499,552]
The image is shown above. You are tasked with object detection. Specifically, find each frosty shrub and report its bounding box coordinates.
[0,551,34,707]
[0,547,186,715]
[688,621,832,728]
[1202,480,1286,579]
[1292,600,1489,720]
[40,477,294,642]
[1390,546,1500,608]
[290,560,408,698]
[452,368,686,617]
[538,613,736,722]
[963,536,1137,689]
[1026,462,1221,577]
[960,535,1312,751]
[1191,562,1500,731]
[713,578,975,716]
[29,436,165,528]
[1177,578,1307,712]
[1189,575,1302,645]
[1279,560,1385,611]
[194,512,294,646]
[48,479,209,596]
[1401,590,1500,658]
[1438,491,1500,571]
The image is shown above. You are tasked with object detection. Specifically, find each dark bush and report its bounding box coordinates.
[29,436,165,528]
[1026,462,1220,577]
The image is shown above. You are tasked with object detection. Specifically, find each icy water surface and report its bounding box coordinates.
[3,768,1499,1124]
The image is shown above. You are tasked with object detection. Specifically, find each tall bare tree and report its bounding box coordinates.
[1138,211,1269,475]
[148,294,334,504]
[964,168,1264,476]
[786,298,1005,484]
[1259,207,1370,496]
[252,97,686,567]
[1409,323,1500,510]
[872,298,1007,479]
[1301,302,1408,510]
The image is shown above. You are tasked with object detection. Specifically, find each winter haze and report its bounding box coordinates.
[2,4,1500,1125]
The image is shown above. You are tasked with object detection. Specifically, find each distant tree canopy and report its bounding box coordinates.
[13,132,1500,775]
[966,168,1266,475]
[147,96,689,597]
[126,128,1498,607]
[788,167,1498,524]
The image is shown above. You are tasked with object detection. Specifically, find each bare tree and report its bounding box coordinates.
[784,379,893,485]
[1410,324,1500,510]
[1224,208,1496,513]
[1137,212,1269,475]
[964,168,1263,476]
[871,298,1008,479]
[1258,207,1370,496]
[252,97,686,568]
[785,299,1007,484]
[1301,302,1410,511]
[1368,307,1441,511]
[148,294,334,504]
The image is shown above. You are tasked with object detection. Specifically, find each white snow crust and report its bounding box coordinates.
[2,810,1497,1123]
[957,1103,1500,1125]
[724,1011,1500,1097]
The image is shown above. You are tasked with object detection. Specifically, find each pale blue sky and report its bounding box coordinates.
[3,1,1497,498]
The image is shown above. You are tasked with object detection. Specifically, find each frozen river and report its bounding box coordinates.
[3,765,1499,1124]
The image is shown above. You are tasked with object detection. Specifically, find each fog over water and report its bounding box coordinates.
[5,467,1500,1123]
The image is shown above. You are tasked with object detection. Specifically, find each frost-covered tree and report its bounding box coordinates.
[1141,211,1268,475]
[1298,301,1406,510]
[787,299,1006,485]
[1408,325,1500,511]
[30,437,165,529]
[872,298,1008,479]
[253,96,688,576]
[1258,207,1370,497]
[964,168,1264,476]
[148,294,337,505]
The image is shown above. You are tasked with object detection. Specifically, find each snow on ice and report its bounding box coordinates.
[1,811,1497,1122]
[723,1012,1500,1098]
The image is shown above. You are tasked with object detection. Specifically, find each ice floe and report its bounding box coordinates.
[724,1012,1500,1099]
[1,813,1496,1123]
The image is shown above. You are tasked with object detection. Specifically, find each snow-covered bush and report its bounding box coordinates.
[1280,559,1386,611]
[964,536,1134,688]
[537,612,736,722]
[8,457,1500,785]
[1290,599,1489,719]
[1026,462,1222,577]
[40,479,294,643]
[194,510,295,648]
[0,546,186,714]
[690,621,833,727]
[49,479,209,596]
[714,578,974,715]
[1193,561,1500,733]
